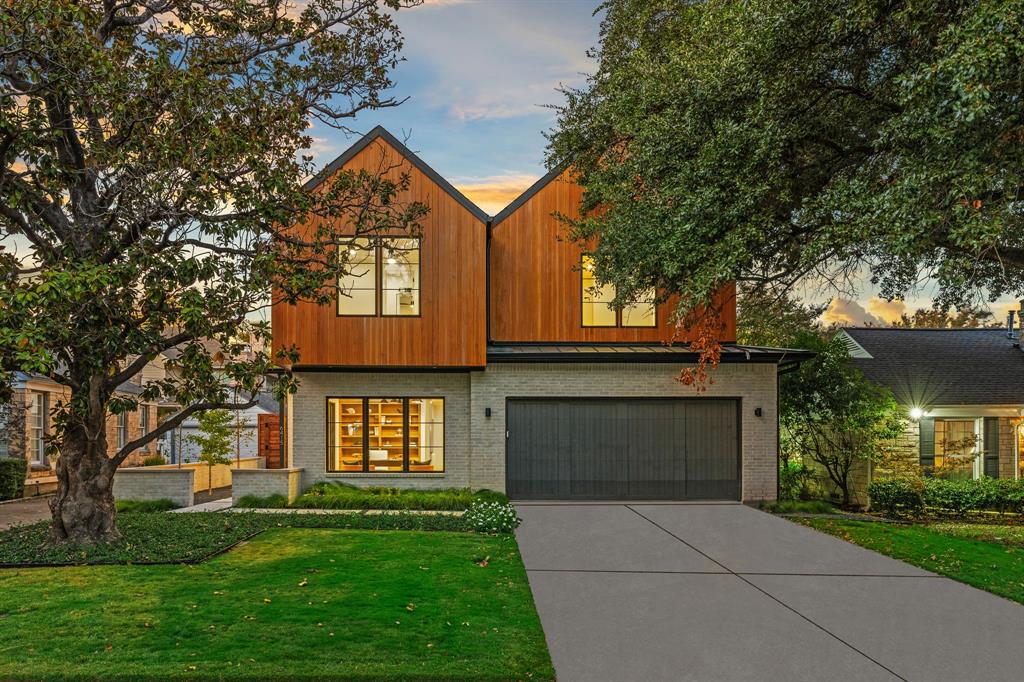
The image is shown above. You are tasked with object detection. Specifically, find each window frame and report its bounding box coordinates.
[580,255,657,328]
[29,392,48,465]
[325,396,444,474]
[117,411,129,450]
[336,237,422,319]
[140,405,150,437]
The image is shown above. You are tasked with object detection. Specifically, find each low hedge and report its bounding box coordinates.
[0,458,27,501]
[115,498,178,513]
[241,482,509,511]
[869,477,1024,517]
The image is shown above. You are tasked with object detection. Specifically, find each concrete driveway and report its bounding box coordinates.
[515,503,1024,682]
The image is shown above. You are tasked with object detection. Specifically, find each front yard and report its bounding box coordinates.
[798,518,1024,605]
[0,528,553,681]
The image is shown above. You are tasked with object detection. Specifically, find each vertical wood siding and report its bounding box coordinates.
[489,169,737,344]
[272,137,488,367]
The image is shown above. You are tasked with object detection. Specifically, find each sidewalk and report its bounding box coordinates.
[0,497,52,530]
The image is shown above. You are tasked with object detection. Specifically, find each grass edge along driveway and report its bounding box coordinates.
[0,528,553,682]
[797,518,1024,605]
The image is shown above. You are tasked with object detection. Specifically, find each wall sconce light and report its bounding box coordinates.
[485,407,492,418]
[754,407,763,417]
[909,407,925,421]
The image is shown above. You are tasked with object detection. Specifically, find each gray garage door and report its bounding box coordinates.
[506,399,740,501]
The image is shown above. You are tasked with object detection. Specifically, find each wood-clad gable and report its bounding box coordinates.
[272,129,488,368]
[488,169,737,344]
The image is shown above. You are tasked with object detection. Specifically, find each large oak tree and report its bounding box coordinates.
[0,0,426,543]
[548,0,1024,343]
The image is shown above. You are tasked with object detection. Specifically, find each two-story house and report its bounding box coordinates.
[272,127,809,502]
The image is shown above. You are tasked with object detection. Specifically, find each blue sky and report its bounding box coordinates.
[306,0,601,217]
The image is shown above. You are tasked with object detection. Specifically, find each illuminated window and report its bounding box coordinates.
[934,419,977,478]
[337,238,420,316]
[581,255,656,327]
[327,397,443,473]
[28,392,48,465]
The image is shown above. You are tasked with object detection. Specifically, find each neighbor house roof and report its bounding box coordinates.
[840,328,1024,406]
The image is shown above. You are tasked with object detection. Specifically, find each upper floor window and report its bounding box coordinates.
[338,237,421,317]
[581,255,656,328]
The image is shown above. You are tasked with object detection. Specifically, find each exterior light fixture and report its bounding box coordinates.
[909,407,924,421]
[387,256,397,265]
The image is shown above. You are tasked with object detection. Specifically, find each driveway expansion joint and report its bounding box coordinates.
[625,504,908,682]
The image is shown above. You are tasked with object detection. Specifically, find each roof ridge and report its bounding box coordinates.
[302,125,490,223]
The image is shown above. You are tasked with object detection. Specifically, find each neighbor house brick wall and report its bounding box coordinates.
[468,362,779,501]
[998,417,1017,479]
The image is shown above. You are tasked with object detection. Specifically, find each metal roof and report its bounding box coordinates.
[487,343,814,366]
[841,327,1024,406]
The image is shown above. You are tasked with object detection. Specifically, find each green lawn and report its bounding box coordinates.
[0,529,553,681]
[798,518,1024,604]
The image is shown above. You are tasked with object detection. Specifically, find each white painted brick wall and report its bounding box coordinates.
[113,469,194,508]
[232,468,303,503]
[290,363,779,502]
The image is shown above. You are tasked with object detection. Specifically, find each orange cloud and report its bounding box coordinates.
[454,173,537,216]
[821,298,886,327]
[865,297,906,324]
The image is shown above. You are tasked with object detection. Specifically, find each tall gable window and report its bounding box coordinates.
[581,255,656,328]
[338,238,421,317]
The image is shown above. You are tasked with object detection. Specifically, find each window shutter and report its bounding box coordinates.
[983,417,1000,479]
[918,418,935,469]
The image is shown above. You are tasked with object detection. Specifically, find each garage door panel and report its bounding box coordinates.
[567,402,628,499]
[507,399,739,501]
[684,401,739,500]
[626,401,681,499]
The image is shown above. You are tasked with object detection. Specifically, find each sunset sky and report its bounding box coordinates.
[304,0,1017,326]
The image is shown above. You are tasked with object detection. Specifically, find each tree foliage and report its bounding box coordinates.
[892,305,999,328]
[0,0,424,543]
[781,334,906,506]
[736,283,825,347]
[189,409,232,493]
[548,0,1024,331]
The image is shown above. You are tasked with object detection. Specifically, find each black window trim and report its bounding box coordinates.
[336,237,422,319]
[580,255,658,329]
[325,396,445,474]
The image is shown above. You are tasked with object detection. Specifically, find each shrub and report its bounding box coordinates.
[115,499,178,513]
[867,478,924,517]
[291,483,508,511]
[234,493,289,509]
[0,458,27,501]
[778,460,817,501]
[141,454,166,467]
[463,501,521,534]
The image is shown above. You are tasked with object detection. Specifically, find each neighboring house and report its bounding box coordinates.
[166,392,278,464]
[0,372,161,496]
[839,326,1024,494]
[272,126,811,502]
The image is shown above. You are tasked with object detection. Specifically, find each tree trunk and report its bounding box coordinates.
[49,422,120,545]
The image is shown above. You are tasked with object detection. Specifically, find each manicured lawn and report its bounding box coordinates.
[798,518,1024,605]
[0,529,553,681]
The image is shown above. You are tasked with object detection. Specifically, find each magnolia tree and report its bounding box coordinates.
[548,0,1024,375]
[0,0,427,543]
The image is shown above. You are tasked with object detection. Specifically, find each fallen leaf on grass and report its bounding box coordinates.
[475,556,490,567]
[298,578,308,587]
